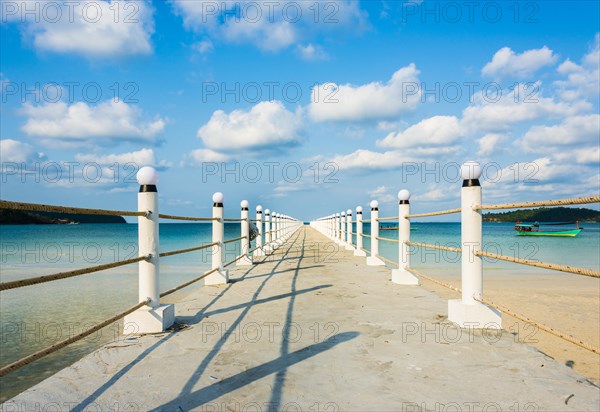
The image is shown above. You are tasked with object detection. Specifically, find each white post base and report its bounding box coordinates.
[353,249,367,257]
[253,249,264,258]
[448,299,502,329]
[237,255,253,266]
[124,304,174,334]
[205,268,229,285]
[392,268,419,285]
[366,256,385,266]
[344,244,355,251]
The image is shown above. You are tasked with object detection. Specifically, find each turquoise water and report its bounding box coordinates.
[1,222,598,401]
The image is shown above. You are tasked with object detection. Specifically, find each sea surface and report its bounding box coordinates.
[1,221,599,401]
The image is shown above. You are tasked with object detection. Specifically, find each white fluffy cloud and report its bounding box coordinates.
[377,116,462,149]
[197,101,303,153]
[482,46,557,78]
[554,34,600,101]
[0,139,43,163]
[6,1,154,57]
[171,0,366,52]
[185,149,231,165]
[520,114,600,153]
[461,82,588,132]
[21,100,165,146]
[308,64,421,122]
[477,133,507,156]
[329,146,459,171]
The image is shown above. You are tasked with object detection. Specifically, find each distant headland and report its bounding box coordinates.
[0,209,126,225]
[483,207,600,222]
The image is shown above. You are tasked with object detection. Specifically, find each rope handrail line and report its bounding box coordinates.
[376,254,399,267]
[475,296,600,354]
[0,255,149,291]
[377,216,399,221]
[406,241,462,254]
[160,268,219,298]
[359,247,369,254]
[406,208,461,219]
[223,247,260,268]
[474,250,600,278]
[0,299,150,377]
[377,236,399,243]
[223,218,244,222]
[0,200,143,217]
[405,267,462,293]
[359,219,370,223]
[159,214,216,222]
[223,236,245,245]
[475,196,600,211]
[362,234,372,238]
[159,243,219,258]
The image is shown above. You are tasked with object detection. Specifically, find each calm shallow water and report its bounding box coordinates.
[1,221,598,401]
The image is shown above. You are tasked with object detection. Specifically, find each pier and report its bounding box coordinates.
[1,164,600,411]
[3,225,600,411]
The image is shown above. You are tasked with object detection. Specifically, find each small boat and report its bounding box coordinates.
[514,221,582,237]
[379,223,397,231]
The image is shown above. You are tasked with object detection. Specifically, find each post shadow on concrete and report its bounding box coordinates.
[72,232,279,411]
[152,332,360,412]
[173,229,306,400]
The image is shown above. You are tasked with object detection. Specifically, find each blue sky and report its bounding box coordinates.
[1,0,599,221]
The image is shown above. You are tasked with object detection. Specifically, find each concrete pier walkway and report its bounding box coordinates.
[4,227,599,411]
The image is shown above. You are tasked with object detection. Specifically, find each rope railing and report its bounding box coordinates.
[474,250,600,278]
[1,177,306,381]
[0,255,149,291]
[159,214,217,221]
[376,236,399,243]
[475,196,600,211]
[309,164,599,359]
[406,241,462,254]
[376,254,399,267]
[159,243,218,258]
[0,200,144,217]
[223,236,245,245]
[0,299,151,377]
[377,216,398,221]
[475,296,600,355]
[405,267,462,293]
[160,268,219,298]
[406,208,461,219]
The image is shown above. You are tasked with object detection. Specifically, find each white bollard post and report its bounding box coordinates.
[392,190,419,285]
[448,161,501,329]
[264,209,272,254]
[345,209,354,251]
[340,211,346,245]
[237,200,253,266]
[354,206,367,257]
[124,167,174,334]
[205,192,229,285]
[254,205,263,257]
[272,212,279,248]
[366,200,385,266]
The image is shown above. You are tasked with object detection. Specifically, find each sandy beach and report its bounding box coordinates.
[417,270,600,383]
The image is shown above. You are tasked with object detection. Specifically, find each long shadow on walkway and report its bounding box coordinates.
[73,234,285,411]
